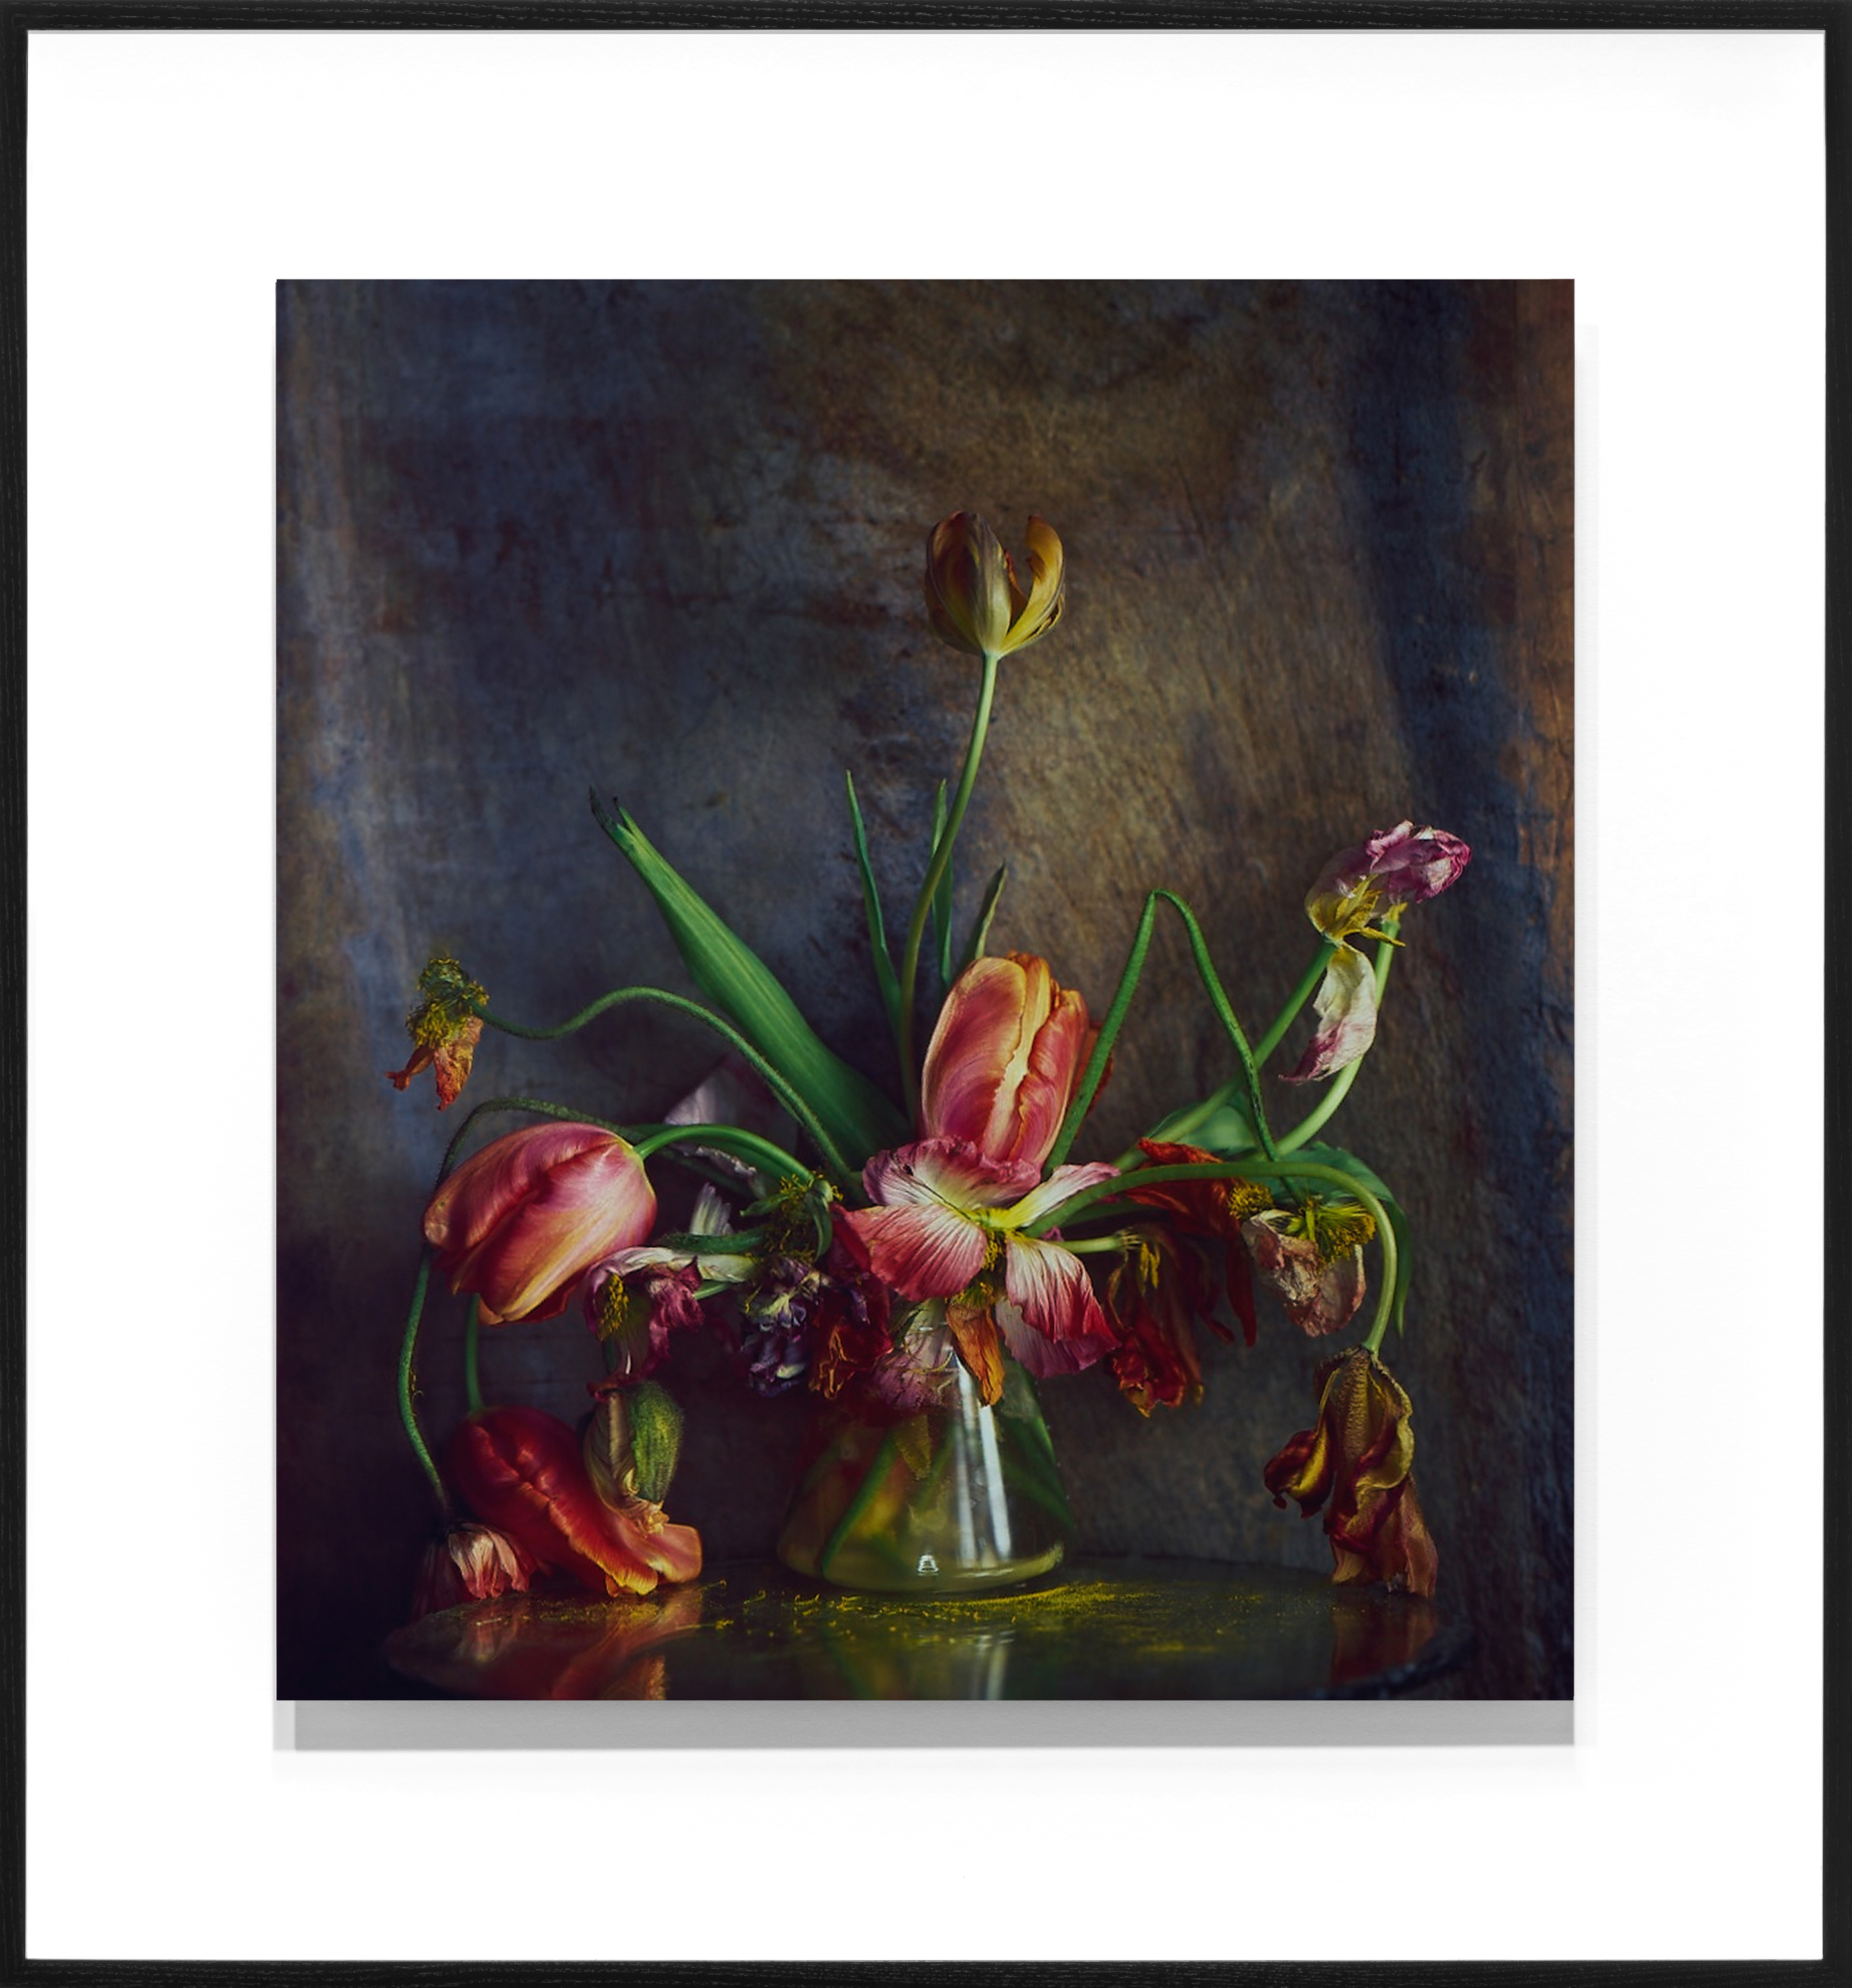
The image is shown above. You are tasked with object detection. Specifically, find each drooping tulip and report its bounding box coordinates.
[449,1405,702,1598]
[1285,822,1470,1083]
[1264,1347,1438,1596]
[409,1521,533,1618]
[920,952,1097,1170]
[924,512,1065,662]
[423,1122,656,1325]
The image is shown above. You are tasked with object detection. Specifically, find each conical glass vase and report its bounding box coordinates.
[777,1353,1073,1594]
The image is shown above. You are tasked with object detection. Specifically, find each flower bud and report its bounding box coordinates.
[584,1380,684,1506]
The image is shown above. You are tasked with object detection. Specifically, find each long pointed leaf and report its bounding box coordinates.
[592,794,908,1166]
[952,864,1008,981]
[844,771,902,1040]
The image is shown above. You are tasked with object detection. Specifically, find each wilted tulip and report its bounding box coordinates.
[1285,821,1470,1084]
[1264,1347,1438,1596]
[924,512,1065,662]
[449,1405,701,1598]
[410,1521,533,1618]
[423,1123,656,1324]
[385,954,488,1109]
[1105,1229,1232,1415]
[1240,1200,1373,1339]
[920,952,1097,1170]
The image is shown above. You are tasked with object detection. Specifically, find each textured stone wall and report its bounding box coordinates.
[278,279,1572,1699]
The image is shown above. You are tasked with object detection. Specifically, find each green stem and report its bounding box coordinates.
[463,1296,484,1415]
[818,1429,901,1581]
[474,992,858,1191]
[1276,929,1399,1154]
[631,1121,810,1180]
[1254,943,1337,1067]
[396,1251,453,1517]
[897,650,999,1117]
[1047,890,1276,1171]
[1028,1154,1399,1351]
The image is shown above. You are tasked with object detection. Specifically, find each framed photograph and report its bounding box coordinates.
[15,9,1837,1973]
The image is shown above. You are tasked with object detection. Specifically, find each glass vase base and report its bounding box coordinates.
[775,1358,1075,1596]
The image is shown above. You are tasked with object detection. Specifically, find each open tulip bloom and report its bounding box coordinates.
[385,506,1469,1607]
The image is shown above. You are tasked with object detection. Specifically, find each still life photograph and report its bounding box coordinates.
[276,278,1573,1706]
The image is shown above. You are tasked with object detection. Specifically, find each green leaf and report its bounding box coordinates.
[929,780,954,990]
[1292,1142,1413,1335]
[953,863,1008,982]
[1148,1101,1256,1156]
[592,794,909,1166]
[843,771,903,1042]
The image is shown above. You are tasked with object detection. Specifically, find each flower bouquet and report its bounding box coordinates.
[389,511,1467,1613]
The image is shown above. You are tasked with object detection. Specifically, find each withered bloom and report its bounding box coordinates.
[1241,1196,1374,1339]
[1105,1228,1232,1415]
[1285,822,1470,1084]
[386,954,488,1109]
[1264,1347,1438,1596]
[1124,1138,1268,1345]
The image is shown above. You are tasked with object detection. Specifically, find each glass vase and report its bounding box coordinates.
[777,1353,1073,1594]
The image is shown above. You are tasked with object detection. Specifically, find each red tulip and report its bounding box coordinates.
[449,1406,702,1598]
[920,952,1096,1170]
[423,1123,656,1324]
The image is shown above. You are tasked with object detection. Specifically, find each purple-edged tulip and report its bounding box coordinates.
[834,1137,1118,1405]
[1285,821,1471,1083]
[1240,1207,1370,1338]
[920,952,1097,1170]
[424,1123,657,1325]
[924,512,1065,661]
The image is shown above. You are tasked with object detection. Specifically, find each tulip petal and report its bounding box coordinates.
[995,1298,1106,1381]
[925,512,1013,657]
[1003,1234,1113,1351]
[945,1291,1007,1406]
[1008,1159,1120,1230]
[861,1137,1038,1212]
[1281,946,1378,1084]
[834,1203,991,1303]
[1000,515,1066,654]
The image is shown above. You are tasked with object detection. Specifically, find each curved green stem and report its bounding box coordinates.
[897,650,999,1117]
[474,991,857,1190]
[1046,890,1276,1171]
[632,1121,810,1180]
[1026,1154,1398,1351]
[396,1250,453,1517]
[463,1296,484,1416]
[1254,942,1337,1066]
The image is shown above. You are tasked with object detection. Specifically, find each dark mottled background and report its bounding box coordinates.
[277,280,1572,1700]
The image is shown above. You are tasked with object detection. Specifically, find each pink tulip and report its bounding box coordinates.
[920,952,1096,1170]
[423,1123,657,1325]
